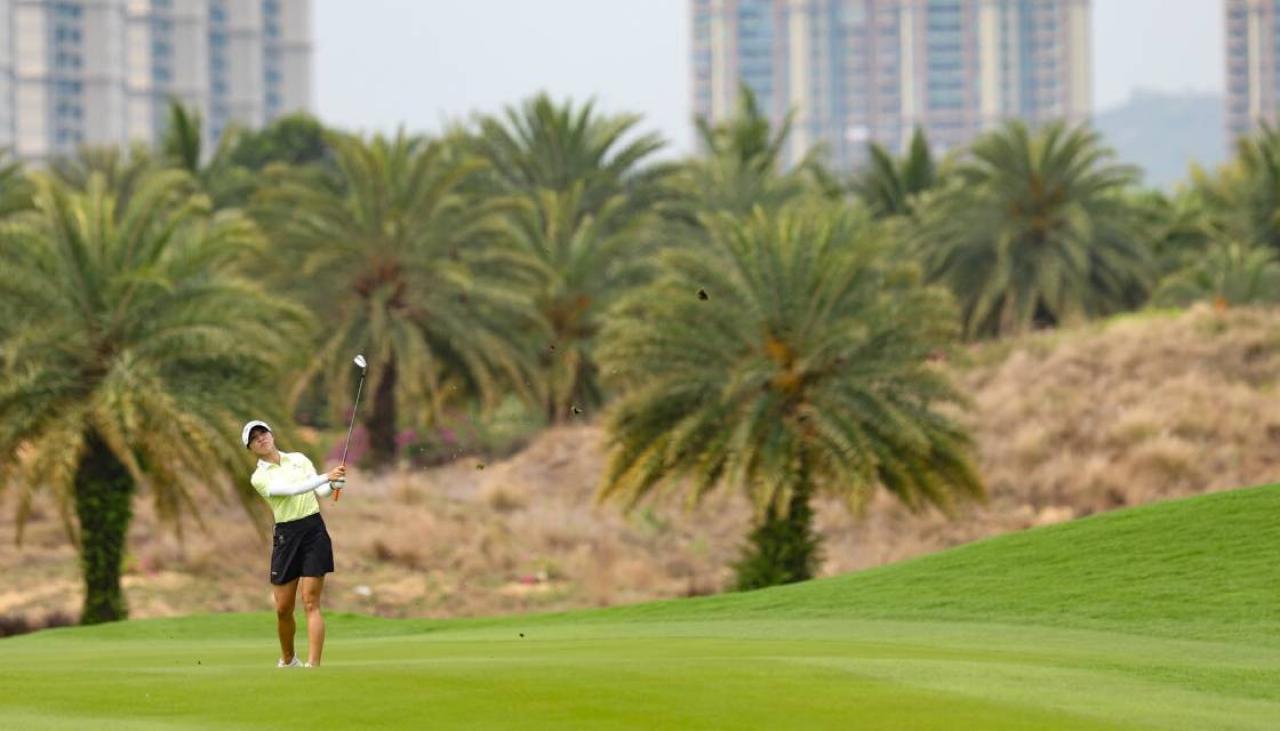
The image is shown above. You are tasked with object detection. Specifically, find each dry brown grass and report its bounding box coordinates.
[5,304,1280,622]
[813,304,1280,573]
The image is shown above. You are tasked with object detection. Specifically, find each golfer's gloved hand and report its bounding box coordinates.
[323,465,346,498]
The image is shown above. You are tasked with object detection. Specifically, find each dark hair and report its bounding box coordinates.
[247,425,271,447]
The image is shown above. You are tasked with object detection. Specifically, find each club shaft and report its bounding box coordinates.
[340,373,366,467]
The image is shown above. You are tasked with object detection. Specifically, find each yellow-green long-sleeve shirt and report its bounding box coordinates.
[250,452,324,524]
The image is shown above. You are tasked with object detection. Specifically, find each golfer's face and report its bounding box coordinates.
[249,430,274,456]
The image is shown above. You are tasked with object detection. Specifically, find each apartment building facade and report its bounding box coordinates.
[0,0,311,161]
[1224,0,1280,141]
[692,0,1091,169]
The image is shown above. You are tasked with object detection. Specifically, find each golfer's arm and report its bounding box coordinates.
[311,462,334,497]
[264,474,331,497]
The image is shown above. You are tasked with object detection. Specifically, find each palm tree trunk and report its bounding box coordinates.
[73,430,135,624]
[366,360,398,466]
[540,347,562,424]
[733,474,822,591]
[546,350,594,424]
[544,387,558,425]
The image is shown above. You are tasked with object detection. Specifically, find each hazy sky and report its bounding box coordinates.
[314,0,1224,153]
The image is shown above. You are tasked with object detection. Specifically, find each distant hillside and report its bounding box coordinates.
[1093,89,1226,190]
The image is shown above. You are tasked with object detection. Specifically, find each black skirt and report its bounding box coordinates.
[269,512,334,585]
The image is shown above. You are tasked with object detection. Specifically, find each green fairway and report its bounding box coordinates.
[3,485,1279,730]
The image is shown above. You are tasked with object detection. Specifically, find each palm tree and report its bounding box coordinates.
[597,203,983,590]
[915,121,1151,338]
[254,131,542,466]
[679,85,825,217]
[466,93,670,222]
[159,101,253,208]
[849,127,939,219]
[498,186,653,421]
[1193,122,1280,252]
[1134,189,1216,280]
[0,170,309,624]
[1152,240,1280,308]
[466,95,673,421]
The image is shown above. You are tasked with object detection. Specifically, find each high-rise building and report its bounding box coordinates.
[691,0,1091,170]
[1224,0,1280,141]
[0,0,311,162]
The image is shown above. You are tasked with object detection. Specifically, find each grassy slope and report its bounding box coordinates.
[2,486,1279,730]
[600,482,1280,642]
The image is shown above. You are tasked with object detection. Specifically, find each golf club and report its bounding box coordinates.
[334,353,367,501]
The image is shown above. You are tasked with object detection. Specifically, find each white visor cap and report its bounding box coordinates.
[241,420,271,448]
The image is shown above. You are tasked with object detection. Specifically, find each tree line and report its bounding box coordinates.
[2,86,1275,623]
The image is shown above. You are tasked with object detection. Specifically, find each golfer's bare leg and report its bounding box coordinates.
[301,576,325,666]
[273,579,299,662]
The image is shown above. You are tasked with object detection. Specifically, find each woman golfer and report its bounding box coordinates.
[242,420,345,668]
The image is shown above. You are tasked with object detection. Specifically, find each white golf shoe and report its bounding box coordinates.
[277,656,302,668]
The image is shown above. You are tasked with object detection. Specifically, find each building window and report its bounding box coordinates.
[56,101,81,119]
[55,52,82,70]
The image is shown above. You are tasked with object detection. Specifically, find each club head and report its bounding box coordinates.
[353,354,367,372]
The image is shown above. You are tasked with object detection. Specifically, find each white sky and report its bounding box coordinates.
[314,0,1224,154]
